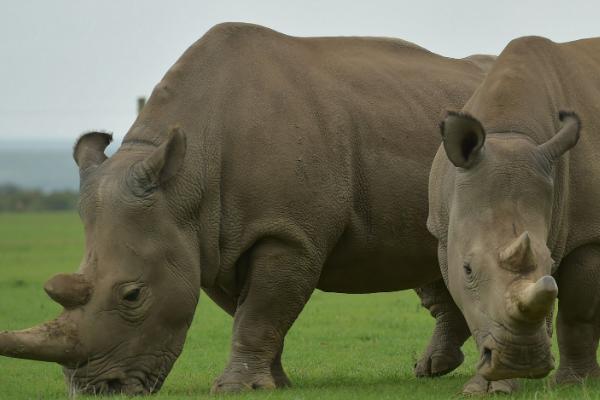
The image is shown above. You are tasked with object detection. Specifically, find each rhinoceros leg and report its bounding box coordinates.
[203,286,292,389]
[211,237,319,393]
[554,244,600,384]
[415,280,521,394]
[414,279,470,377]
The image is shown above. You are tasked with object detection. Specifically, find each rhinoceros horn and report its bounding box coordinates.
[502,233,558,321]
[499,231,536,270]
[0,316,83,364]
[0,274,91,364]
[44,273,93,309]
[514,276,558,321]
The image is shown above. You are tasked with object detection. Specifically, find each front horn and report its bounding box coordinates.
[0,316,83,364]
[509,275,558,322]
[514,276,558,321]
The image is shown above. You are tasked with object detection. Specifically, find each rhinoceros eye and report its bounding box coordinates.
[463,262,473,276]
[123,287,142,302]
[117,283,151,322]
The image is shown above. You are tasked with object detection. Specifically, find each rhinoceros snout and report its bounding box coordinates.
[476,333,554,380]
[69,376,151,396]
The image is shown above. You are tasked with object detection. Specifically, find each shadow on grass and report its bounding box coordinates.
[298,374,460,389]
[74,372,600,399]
[161,373,470,397]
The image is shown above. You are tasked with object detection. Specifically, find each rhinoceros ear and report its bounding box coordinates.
[73,132,113,172]
[131,126,187,193]
[440,111,486,168]
[538,111,580,163]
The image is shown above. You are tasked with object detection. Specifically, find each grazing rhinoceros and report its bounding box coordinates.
[428,35,600,394]
[0,23,492,395]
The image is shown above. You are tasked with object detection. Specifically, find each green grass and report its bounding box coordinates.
[0,212,599,399]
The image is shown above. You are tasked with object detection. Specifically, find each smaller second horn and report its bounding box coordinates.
[44,273,92,309]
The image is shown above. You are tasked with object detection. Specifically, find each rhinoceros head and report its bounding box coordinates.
[0,128,201,395]
[431,111,580,381]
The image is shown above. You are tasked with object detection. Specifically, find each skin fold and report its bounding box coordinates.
[428,36,600,394]
[0,23,492,395]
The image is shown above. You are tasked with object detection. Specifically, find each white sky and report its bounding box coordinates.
[0,0,598,143]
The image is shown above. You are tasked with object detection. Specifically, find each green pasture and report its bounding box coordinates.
[0,212,599,399]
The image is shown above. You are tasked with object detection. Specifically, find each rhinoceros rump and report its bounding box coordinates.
[428,35,600,392]
[0,23,492,395]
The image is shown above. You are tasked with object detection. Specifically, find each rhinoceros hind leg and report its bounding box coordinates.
[212,237,320,393]
[554,245,600,385]
[414,279,470,377]
[462,374,519,395]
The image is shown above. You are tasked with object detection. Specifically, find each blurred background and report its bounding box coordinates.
[0,0,598,210]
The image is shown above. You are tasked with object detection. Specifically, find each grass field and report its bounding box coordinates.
[1,212,599,399]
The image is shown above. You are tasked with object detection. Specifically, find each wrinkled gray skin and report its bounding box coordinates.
[429,36,600,394]
[0,23,492,395]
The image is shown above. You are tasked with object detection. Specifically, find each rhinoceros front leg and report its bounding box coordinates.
[554,244,600,384]
[414,280,520,394]
[203,286,292,389]
[271,341,291,388]
[414,279,470,377]
[211,237,320,393]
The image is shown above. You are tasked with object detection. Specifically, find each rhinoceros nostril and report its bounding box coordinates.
[482,347,492,365]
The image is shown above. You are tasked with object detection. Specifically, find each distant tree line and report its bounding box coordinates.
[0,184,78,212]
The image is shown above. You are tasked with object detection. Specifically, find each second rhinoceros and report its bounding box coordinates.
[0,23,492,395]
[428,36,600,393]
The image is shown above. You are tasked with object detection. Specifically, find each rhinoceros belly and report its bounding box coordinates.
[317,227,440,293]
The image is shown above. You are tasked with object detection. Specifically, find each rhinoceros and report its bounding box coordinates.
[0,23,492,395]
[428,35,600,394]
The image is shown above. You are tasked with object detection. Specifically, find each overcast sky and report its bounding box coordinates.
[0,0,598,144]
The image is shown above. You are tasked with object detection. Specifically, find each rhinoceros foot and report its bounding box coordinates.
[462,374,519,395]
[271,358,292,388]
[414,346,464,377]
[554,366,600,385]
[211,365,284,394]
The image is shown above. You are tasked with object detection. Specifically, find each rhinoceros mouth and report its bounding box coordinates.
[475,329,554,380]
[63,354,172,396]
[70,377,149,396]
[66,371,166,396]
[61,339,180,395]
